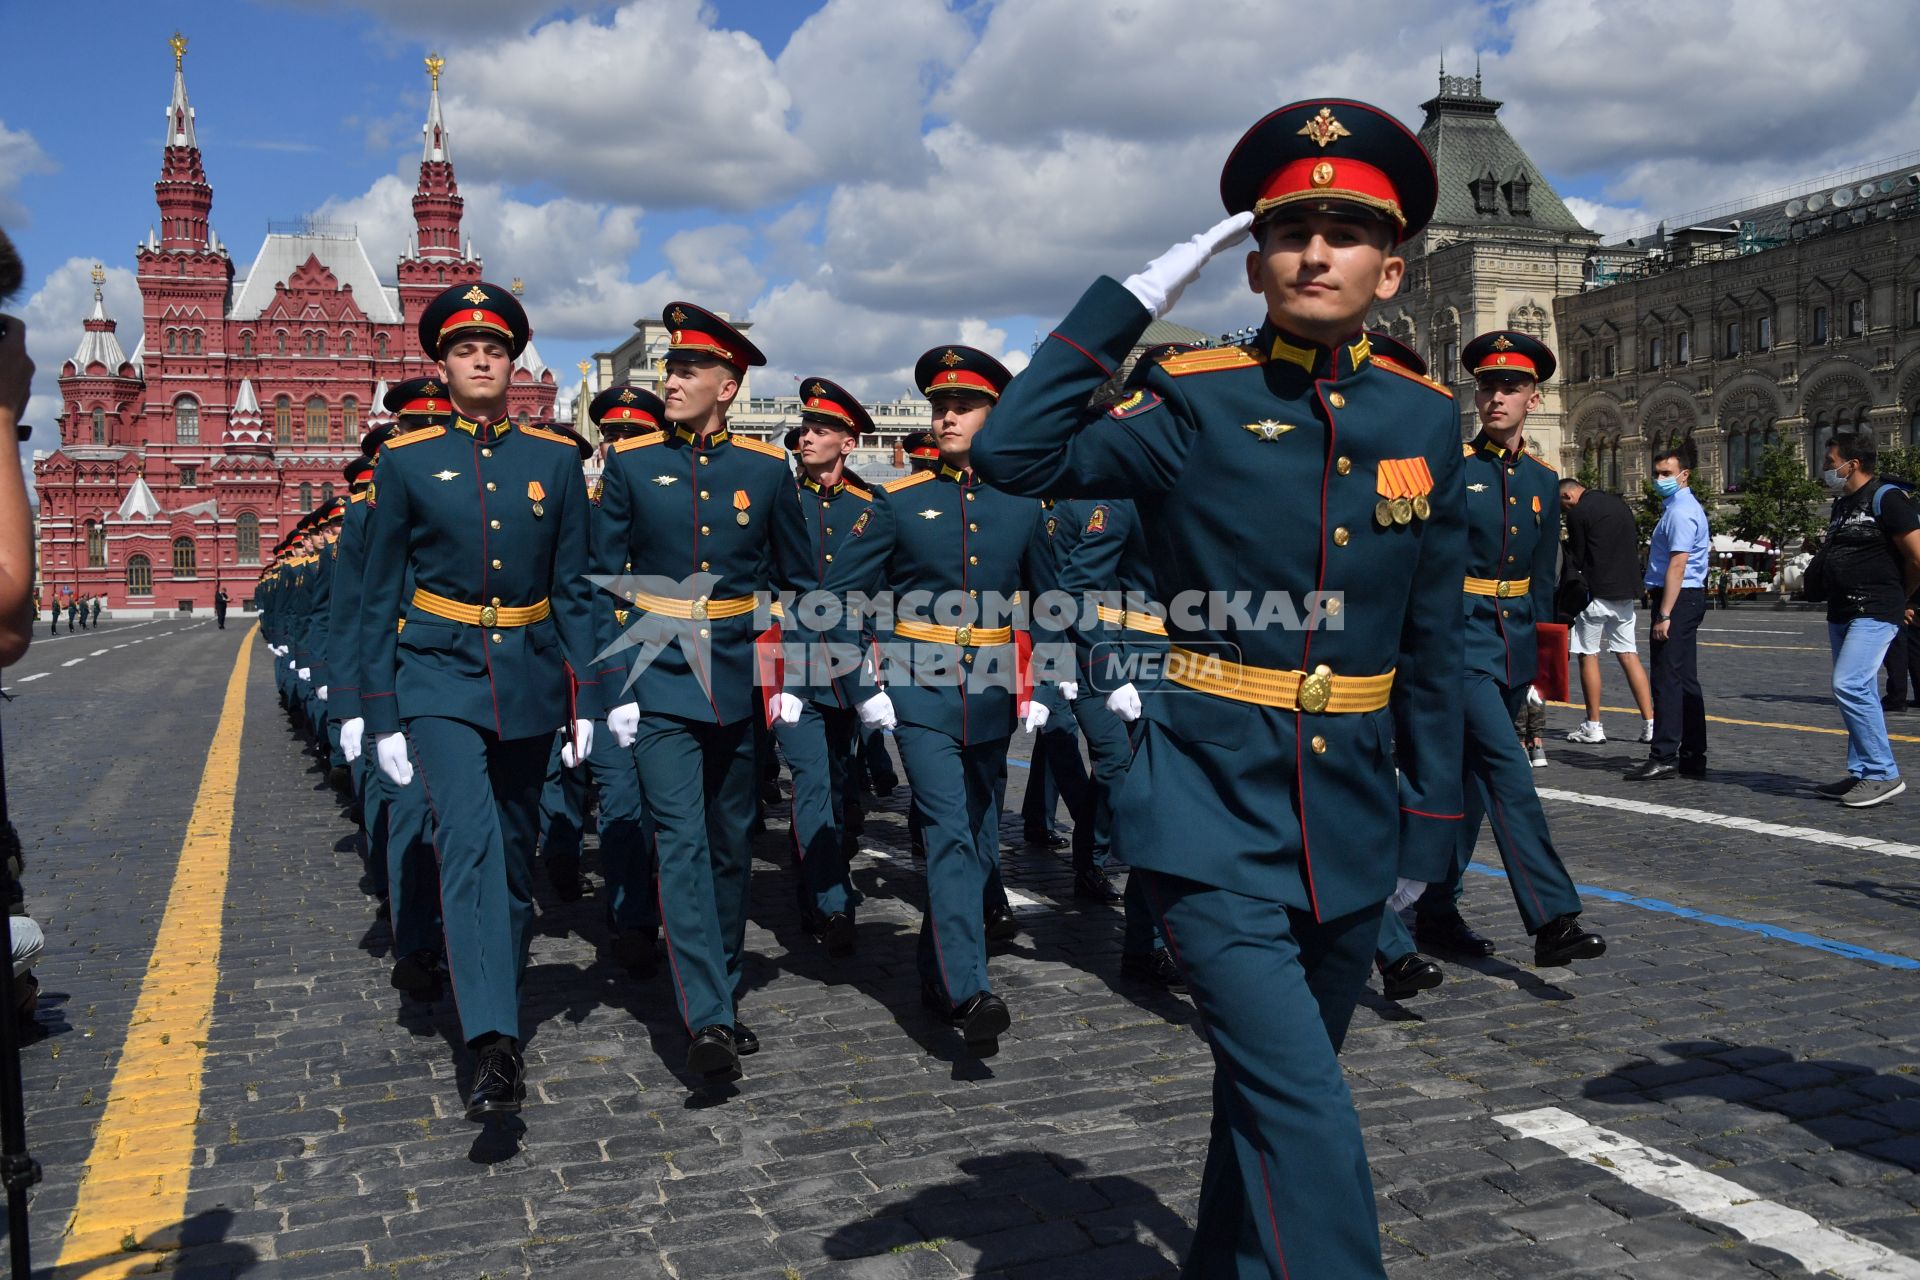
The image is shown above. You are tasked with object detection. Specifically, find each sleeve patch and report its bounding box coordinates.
[1084,504,1109,535]
[1107,388,1163,419]
[851,510,872,537]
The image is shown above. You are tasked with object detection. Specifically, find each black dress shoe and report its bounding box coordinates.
[610,927,658,978]
[465,1041,525,1120]
[390,949,443,1001]
[983,901,1020,942]
[1024,830,1068,850]
[1678,757,1707,779]
[1533,914,1607,967]
[732,1021,759,1056]
[328,764,352,792]
[1625,759,1678,781]
[1073,869,1122,902]
[823,911,857,957]
[1120,946,1188,993]
[1380,954,1444,1000]
[873,778,897,798]
[544,848,583,902]
[686,1024,738,1077]
[1414,912,1496,958]
[951,991,1011,1046]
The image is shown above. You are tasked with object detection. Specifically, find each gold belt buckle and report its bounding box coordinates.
[1495,580,1513,598]
[693,596,709,620]
[955,624,973,647]
[1298,664,1333,714]
[479,604,498,627]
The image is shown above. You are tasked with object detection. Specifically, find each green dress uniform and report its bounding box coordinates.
[973,99,1462,1280]
[357,284,604,1061]
[814,345,1052,1037]
[1380,331,1596,970]
[589,304,810,1071]
[773,379,876,941]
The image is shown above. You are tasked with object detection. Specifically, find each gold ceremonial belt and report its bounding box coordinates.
[894,619,1014,647]
[1166,645,1394,713]
[1095,604,1169,635]
[628,590,779,621]
[412,588,551,628]
[1462,576,1531,599]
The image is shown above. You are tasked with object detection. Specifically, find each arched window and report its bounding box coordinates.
[166,329,178,354]
[174,394,200,444]
[321,481,335,506]
[172,536,197,578]
[190,330,202,355]
[90,406,105,445]
[236,512,259,565]
[275,330,288,356]
[305,396,328,443]
[241,331,253,357]
[341,397,359,438]
[516,411,529,428]
[126,554,152,596]
[85,521,105,568]
[341,331,354,356]
[298,481,313,510]
[274,395,293,443]
[376,333,389,359]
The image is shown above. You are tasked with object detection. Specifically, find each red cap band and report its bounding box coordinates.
[668,329,744,369]
[1256,156,1405,228]
[1473,351,1539,377]
[397,396,444,417]
[604,406,657,426]
[438,307,513,346]
[923,369,1000,399]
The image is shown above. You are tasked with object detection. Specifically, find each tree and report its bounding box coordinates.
[1728,442,1826,587]
[1635,461,1718,546]
[1877,440,1920,487]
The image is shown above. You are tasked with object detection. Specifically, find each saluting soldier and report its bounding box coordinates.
[1376,331,1605,997]
[358,281,602,1119]
[592,303,810,1080]
[814,345,1054,1051]
[974,100,1467,1276]
[300,497,352,788]
[775,378,876,957]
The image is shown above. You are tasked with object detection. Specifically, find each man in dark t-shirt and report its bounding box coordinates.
[1813,431,1920,807]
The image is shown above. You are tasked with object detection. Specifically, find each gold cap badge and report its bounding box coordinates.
[1491,335,1515,351]
[940,350,963,367]
[1310,161,1335,187]
[461,285,489,304]
[1298,107,1350,149]
[618,388,636,403]
[669,306,688,325]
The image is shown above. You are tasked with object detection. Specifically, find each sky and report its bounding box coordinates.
[6,0,1919,477]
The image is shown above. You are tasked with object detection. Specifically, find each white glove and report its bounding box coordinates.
[1526,684,1544,709]
[1060,681,1079,702]
[316,685,328,702]
[857,691,897,731]
[1023,701,1051,734]
[1387,877,1427,913]
[1106,682,1142,722]
[297,667,311,681]
[339,717,365,763]
[1121,211,1255,319]
[373,732,413,787]
[288,658,297,671]
[771,692,804,726]
[607,702,640,749]
[560,719,594,768]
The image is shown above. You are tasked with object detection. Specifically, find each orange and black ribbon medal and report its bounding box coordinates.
[528,479,546,518]
[734,489,752,527]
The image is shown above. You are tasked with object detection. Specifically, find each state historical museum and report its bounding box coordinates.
[36,42,556,612]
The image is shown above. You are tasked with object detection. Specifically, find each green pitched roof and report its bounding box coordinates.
[1417,72,1594,238]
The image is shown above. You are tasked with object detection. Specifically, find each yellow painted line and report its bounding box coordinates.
[1700,641,1827,652]
[54,628,255,1278]
[1549,699,1920,744]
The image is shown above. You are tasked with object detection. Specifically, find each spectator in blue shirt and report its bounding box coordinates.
[1627,442,1710,781]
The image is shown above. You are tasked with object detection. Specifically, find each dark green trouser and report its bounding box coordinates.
[895,724,1009,1005]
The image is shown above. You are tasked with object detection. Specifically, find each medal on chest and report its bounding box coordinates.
[734,489,751,527]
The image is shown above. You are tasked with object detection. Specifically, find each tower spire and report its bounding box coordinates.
[155,31,212,251]
[410,52,464,259]
[165,32,196,148]
[422,52,451,164]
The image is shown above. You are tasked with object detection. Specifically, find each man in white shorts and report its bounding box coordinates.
[1559,477,1654,743]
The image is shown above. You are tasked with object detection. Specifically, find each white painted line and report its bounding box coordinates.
[1701,628,1797,635]
[113,644,127,650]
[1498,1108,1920,1278]
[60,658,84,668]
[1537,786,1920,862]
[16,673,45,683]
[90,649,108,656]
[859,845,1046,909]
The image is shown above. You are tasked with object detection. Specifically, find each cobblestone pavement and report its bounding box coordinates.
[8,605,1920,1278]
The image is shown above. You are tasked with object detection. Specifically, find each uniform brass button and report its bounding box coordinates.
[491,596,501,606]
[1311,735,1328,754]
[699,627,709,638]
[1328,392,1346,409]
[963,653,974,663]
[700,525,710,535]
[491,559,502,569]
[1336,456,1352,475]
[825,527,833,535]
[1509,496,1516,505]
[486,482,497,492]
[969,589,979,597]
[968,555,979,565]
[1501,609,1510,618]
[700,560,710,570]
[700,490,710,500]
[969,523,979,532]
[1510,525,1518,534]
[698,456,710,466]
[825,553,833,562]
[1325,598,1342,616]
[491,632,502,643]
[1332,527,1350,546]
[965,492,975,501]
[489,519,501,530]
[481,448,492,458]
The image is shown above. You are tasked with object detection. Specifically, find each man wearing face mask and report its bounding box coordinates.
[1809,432,1920,807]
[1626,443,1711,781]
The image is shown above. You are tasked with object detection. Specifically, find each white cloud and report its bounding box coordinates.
[0,121,56,228]
[1562,196,1645,240]
[16,258,142,454]
[273,0,561,36]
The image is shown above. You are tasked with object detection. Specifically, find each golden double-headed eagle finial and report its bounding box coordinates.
[425,52,445,89]
[90,263,105,288]
[169,32,188,70]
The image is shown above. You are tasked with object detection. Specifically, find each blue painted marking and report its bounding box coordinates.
[1466,864,1920,971]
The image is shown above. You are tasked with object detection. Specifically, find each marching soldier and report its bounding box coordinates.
[776,378,876,956]
[592,303,809,1079]
[358,281,602,1119]
[973,99,1466,1276]
[1376,331,1605,997]
[815,345,1054,1051]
